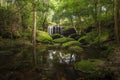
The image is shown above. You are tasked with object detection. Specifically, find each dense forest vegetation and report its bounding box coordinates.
[0,0,120,80]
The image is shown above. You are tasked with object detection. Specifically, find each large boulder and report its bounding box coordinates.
[74,59,114,79]
[69,33,81,40]
[74,59,105,72]
[63,28,76,37]
[36,31,53,43]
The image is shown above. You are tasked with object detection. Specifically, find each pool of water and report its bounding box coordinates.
[0,44,85,80]
[0,43,117,80]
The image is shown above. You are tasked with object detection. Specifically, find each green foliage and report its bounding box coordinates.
[0,6,22,38]
[78,31,97,45]
[62,41,81,48]
[79,29,110,45]
[63,26,73,31]
[47,44,61,50]
[53,37,75,43]
[0,38,31,49]
[13,31,22,38]
[74,59,115,79]
[22,28,32,39]
[36,44,48,53]
[68,46,83,53]
[99,29,109,42]
[36,31,53,43]
[74,59,104,72]
[51,33,63,39]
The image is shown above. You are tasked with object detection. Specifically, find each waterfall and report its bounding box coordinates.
[47,25,62,35]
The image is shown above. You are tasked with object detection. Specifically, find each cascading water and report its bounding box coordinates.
[47,25,62,35]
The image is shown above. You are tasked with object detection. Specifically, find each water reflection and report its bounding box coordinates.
[0,45,80,80]
[48,50,76,64]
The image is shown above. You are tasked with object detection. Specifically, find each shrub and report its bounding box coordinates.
[13,31,22,38]
[22,28,32,39]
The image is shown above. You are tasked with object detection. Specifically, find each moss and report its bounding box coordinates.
[62,41,81,48]
[68,46,83,53]
[74,59,104,72]
[99,29,109,42]
[51,34,63,39]
[36,31,53,43]
[47,44,61,50]
[53,37,75,43]
[78,36,88,45]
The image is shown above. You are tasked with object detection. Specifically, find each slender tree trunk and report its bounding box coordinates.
[32,0,37,46]
[98,0,101,44]
[94,0,98,27]
[114,0,120,46]
[32,0,37,66]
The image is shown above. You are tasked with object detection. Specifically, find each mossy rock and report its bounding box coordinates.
[36,31,53,43]
[68,46,83,53]
[69,33,81,40]
[53,37,75,43]
[62,41,81,48]
[63,27,76,36]
[51,34,63,39]
[74,59,104,72]
[78,36,88,45]
[47,44,61,50]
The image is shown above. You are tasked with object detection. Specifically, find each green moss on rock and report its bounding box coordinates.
[62,41,81,48]
[51,34,63,39]
[68,46,83,53]
[74,59,104,72]
[53,37,75,43]
[36,31,53,43]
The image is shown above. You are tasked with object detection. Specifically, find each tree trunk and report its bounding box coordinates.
[32,0,37,46]
[32,0,37,66]
[114,0,120,46]
[98,0,101,44]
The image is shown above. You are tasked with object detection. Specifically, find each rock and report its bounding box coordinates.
[36,31,53,43]
[63,28,76,37]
